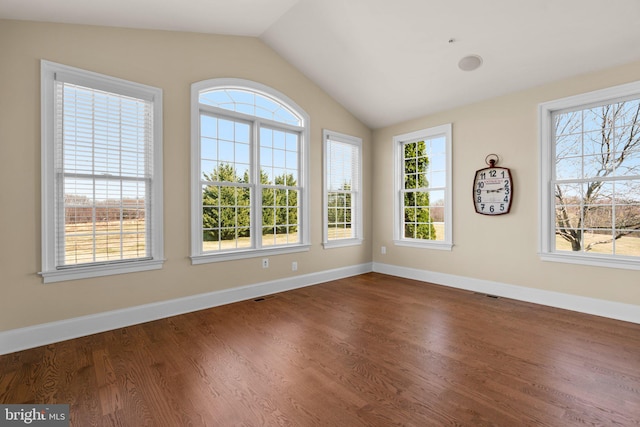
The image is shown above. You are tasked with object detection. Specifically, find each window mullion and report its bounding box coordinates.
[254,121,262,250]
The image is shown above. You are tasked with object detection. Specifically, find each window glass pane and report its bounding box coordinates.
[235,122,250,143]
[615,149,640,176]
[583,107,612,132]
[273,130,286,149]
[202,160,217,180]
[583,131,603,156]
[201,137,217,160]
[555,132,582,158]
[218,140,234,163]
[556,157,581,180]
[274,149,286,168]
[201,115,217,138]
[429,170,446,188]
[235,142,250,164]
[199,89,301,126]
[218,118,234,141]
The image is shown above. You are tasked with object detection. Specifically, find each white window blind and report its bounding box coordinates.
[323,130,363,247]
[55,81,153,267]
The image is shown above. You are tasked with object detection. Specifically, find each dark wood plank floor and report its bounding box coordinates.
[1,273,639,426]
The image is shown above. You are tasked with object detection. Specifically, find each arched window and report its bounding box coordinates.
[190,79,310,263]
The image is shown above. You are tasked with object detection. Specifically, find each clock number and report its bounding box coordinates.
[489,170,497,178]
[489,205,495,213]
[501,171,505,178]
[504,195,509,202]
[480,172,486,179]
[477,181,484,189]
[480,203,485,211]
[476,189,481,195]
[504,180,510,188]
[500,204,505,211]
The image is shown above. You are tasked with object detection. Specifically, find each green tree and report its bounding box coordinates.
[202,164,250,242]
[275,174,298,234]
[202,164,297,242]
[404,141,436,240]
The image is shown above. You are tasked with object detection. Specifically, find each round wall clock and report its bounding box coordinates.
[473,155,513,215]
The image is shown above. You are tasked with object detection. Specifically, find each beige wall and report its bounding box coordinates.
[0,20,372,331]
[372,59,640,306]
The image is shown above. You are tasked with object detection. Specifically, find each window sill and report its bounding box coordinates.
[191,244,311,265]
[394,239,453,251]
[40,259,165,283]
[539,252,640,271]
[323,238,363,249]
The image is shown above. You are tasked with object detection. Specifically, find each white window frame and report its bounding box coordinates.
[539,80,640,270]
[322,130,363,248]
[40,61,164,283]
[393,124,453,250]
[190,78,310,264]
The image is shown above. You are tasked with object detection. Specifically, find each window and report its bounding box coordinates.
[393,124,452,250]
[191,79,310,263]
[40,61,164,283]
[539,81,640,270]
[323,130,363,248]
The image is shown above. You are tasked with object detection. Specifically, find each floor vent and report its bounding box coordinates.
[474,292,500,299]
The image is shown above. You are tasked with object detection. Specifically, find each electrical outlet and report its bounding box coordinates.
[381,246,386,255]
[292,261,298,271]
[262,258,269,268]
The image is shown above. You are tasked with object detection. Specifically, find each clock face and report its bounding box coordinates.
[473,167,513,215]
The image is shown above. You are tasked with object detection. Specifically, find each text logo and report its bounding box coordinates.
[0,405,69,427]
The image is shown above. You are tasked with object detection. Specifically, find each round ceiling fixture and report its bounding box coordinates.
[458,55,483,71]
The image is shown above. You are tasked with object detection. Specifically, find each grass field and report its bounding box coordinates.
[202,226,358,251]
[555,232,640,256]
[64,219,147,264]
[64,220,639,261]
[202,232,300,251]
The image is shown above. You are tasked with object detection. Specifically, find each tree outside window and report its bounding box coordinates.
[553,100,640,256]
[540,82,640,269]
[393,124,452,250]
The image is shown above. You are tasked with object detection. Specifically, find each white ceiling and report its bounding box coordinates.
[2,0,640,129]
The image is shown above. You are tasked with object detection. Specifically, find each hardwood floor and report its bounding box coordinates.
[1,273,639,426]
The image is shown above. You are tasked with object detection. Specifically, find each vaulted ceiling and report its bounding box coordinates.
[2,0,640,128]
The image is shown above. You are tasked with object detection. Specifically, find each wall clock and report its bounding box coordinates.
[473,154,513,215]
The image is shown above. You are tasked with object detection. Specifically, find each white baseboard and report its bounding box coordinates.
[373,262,640,325]
[4,261,637,355]
[0,263,373,355]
